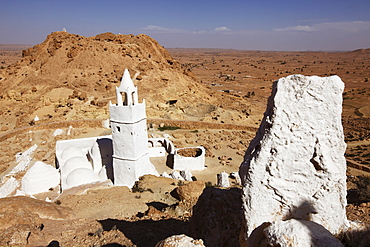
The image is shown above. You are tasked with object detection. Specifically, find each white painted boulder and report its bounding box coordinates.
[217,172,230,188]
[239,75,348,245]
[230,172,241,185]
[171,170,184,181]
[180,170,193,181]
[21,161,60,195]
[161,172,172,178]
[155,234,205,247]
[264,219,344,247]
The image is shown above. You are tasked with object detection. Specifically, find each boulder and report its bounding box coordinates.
[264,219,344,247]
[175,181,205,201]
[0,196,75,231]
[155,234,205,247]
[239,75,348,245]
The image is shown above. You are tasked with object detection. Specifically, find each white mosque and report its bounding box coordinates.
[13,69,206,196]
[54,69,204,191]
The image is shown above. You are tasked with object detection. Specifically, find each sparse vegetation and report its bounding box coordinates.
[205,181,214,187]
[132,183,154,193]
[158,125,181,131]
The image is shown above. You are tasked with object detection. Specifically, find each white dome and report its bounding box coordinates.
[21,161,60,195]
[65,168,100,188]
[61,146,86,163]
[62,156,92,179]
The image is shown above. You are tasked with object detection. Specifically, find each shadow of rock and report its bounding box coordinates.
[347,189,361,204]
[102,244,125,247]
[338,226,370,247]
[99,218,190,247]
[283,200,318,221]
[146,202,169,211]
[189,187,242,247]
[47,240,60,247]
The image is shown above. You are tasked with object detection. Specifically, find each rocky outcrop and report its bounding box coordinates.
[239,75,348,245]
[0,196,75,229]
[0,196,75,245]
[175,181,205,202]
[0,196,135,246]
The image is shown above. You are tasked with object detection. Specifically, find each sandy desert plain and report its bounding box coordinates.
[0,33,369,246]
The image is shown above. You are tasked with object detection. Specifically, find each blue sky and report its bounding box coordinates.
[0,0,369,51]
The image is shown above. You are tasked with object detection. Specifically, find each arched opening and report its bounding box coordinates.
[131,92,135,105]
[120,92,128,105]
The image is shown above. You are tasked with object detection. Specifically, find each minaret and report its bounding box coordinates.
[110,69,158,187]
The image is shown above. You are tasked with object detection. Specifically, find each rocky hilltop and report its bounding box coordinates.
[0,32,252,131]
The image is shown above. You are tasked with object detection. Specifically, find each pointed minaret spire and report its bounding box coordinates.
[118,69,135,92]
[115,69,138,106]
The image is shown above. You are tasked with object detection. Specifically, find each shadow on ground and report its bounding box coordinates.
[99,218,190,247]
[98,187,243,247]
[190,187,243,247]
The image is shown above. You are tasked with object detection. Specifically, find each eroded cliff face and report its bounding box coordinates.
[239,75,348,245]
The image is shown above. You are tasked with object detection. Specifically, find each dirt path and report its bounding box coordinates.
[0,118,258,142]
[346,140,370,147]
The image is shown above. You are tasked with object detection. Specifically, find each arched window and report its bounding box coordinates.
[120,92,128,105]
[131,92,135,105]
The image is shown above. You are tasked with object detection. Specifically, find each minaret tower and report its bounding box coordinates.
[110,69,158,187]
